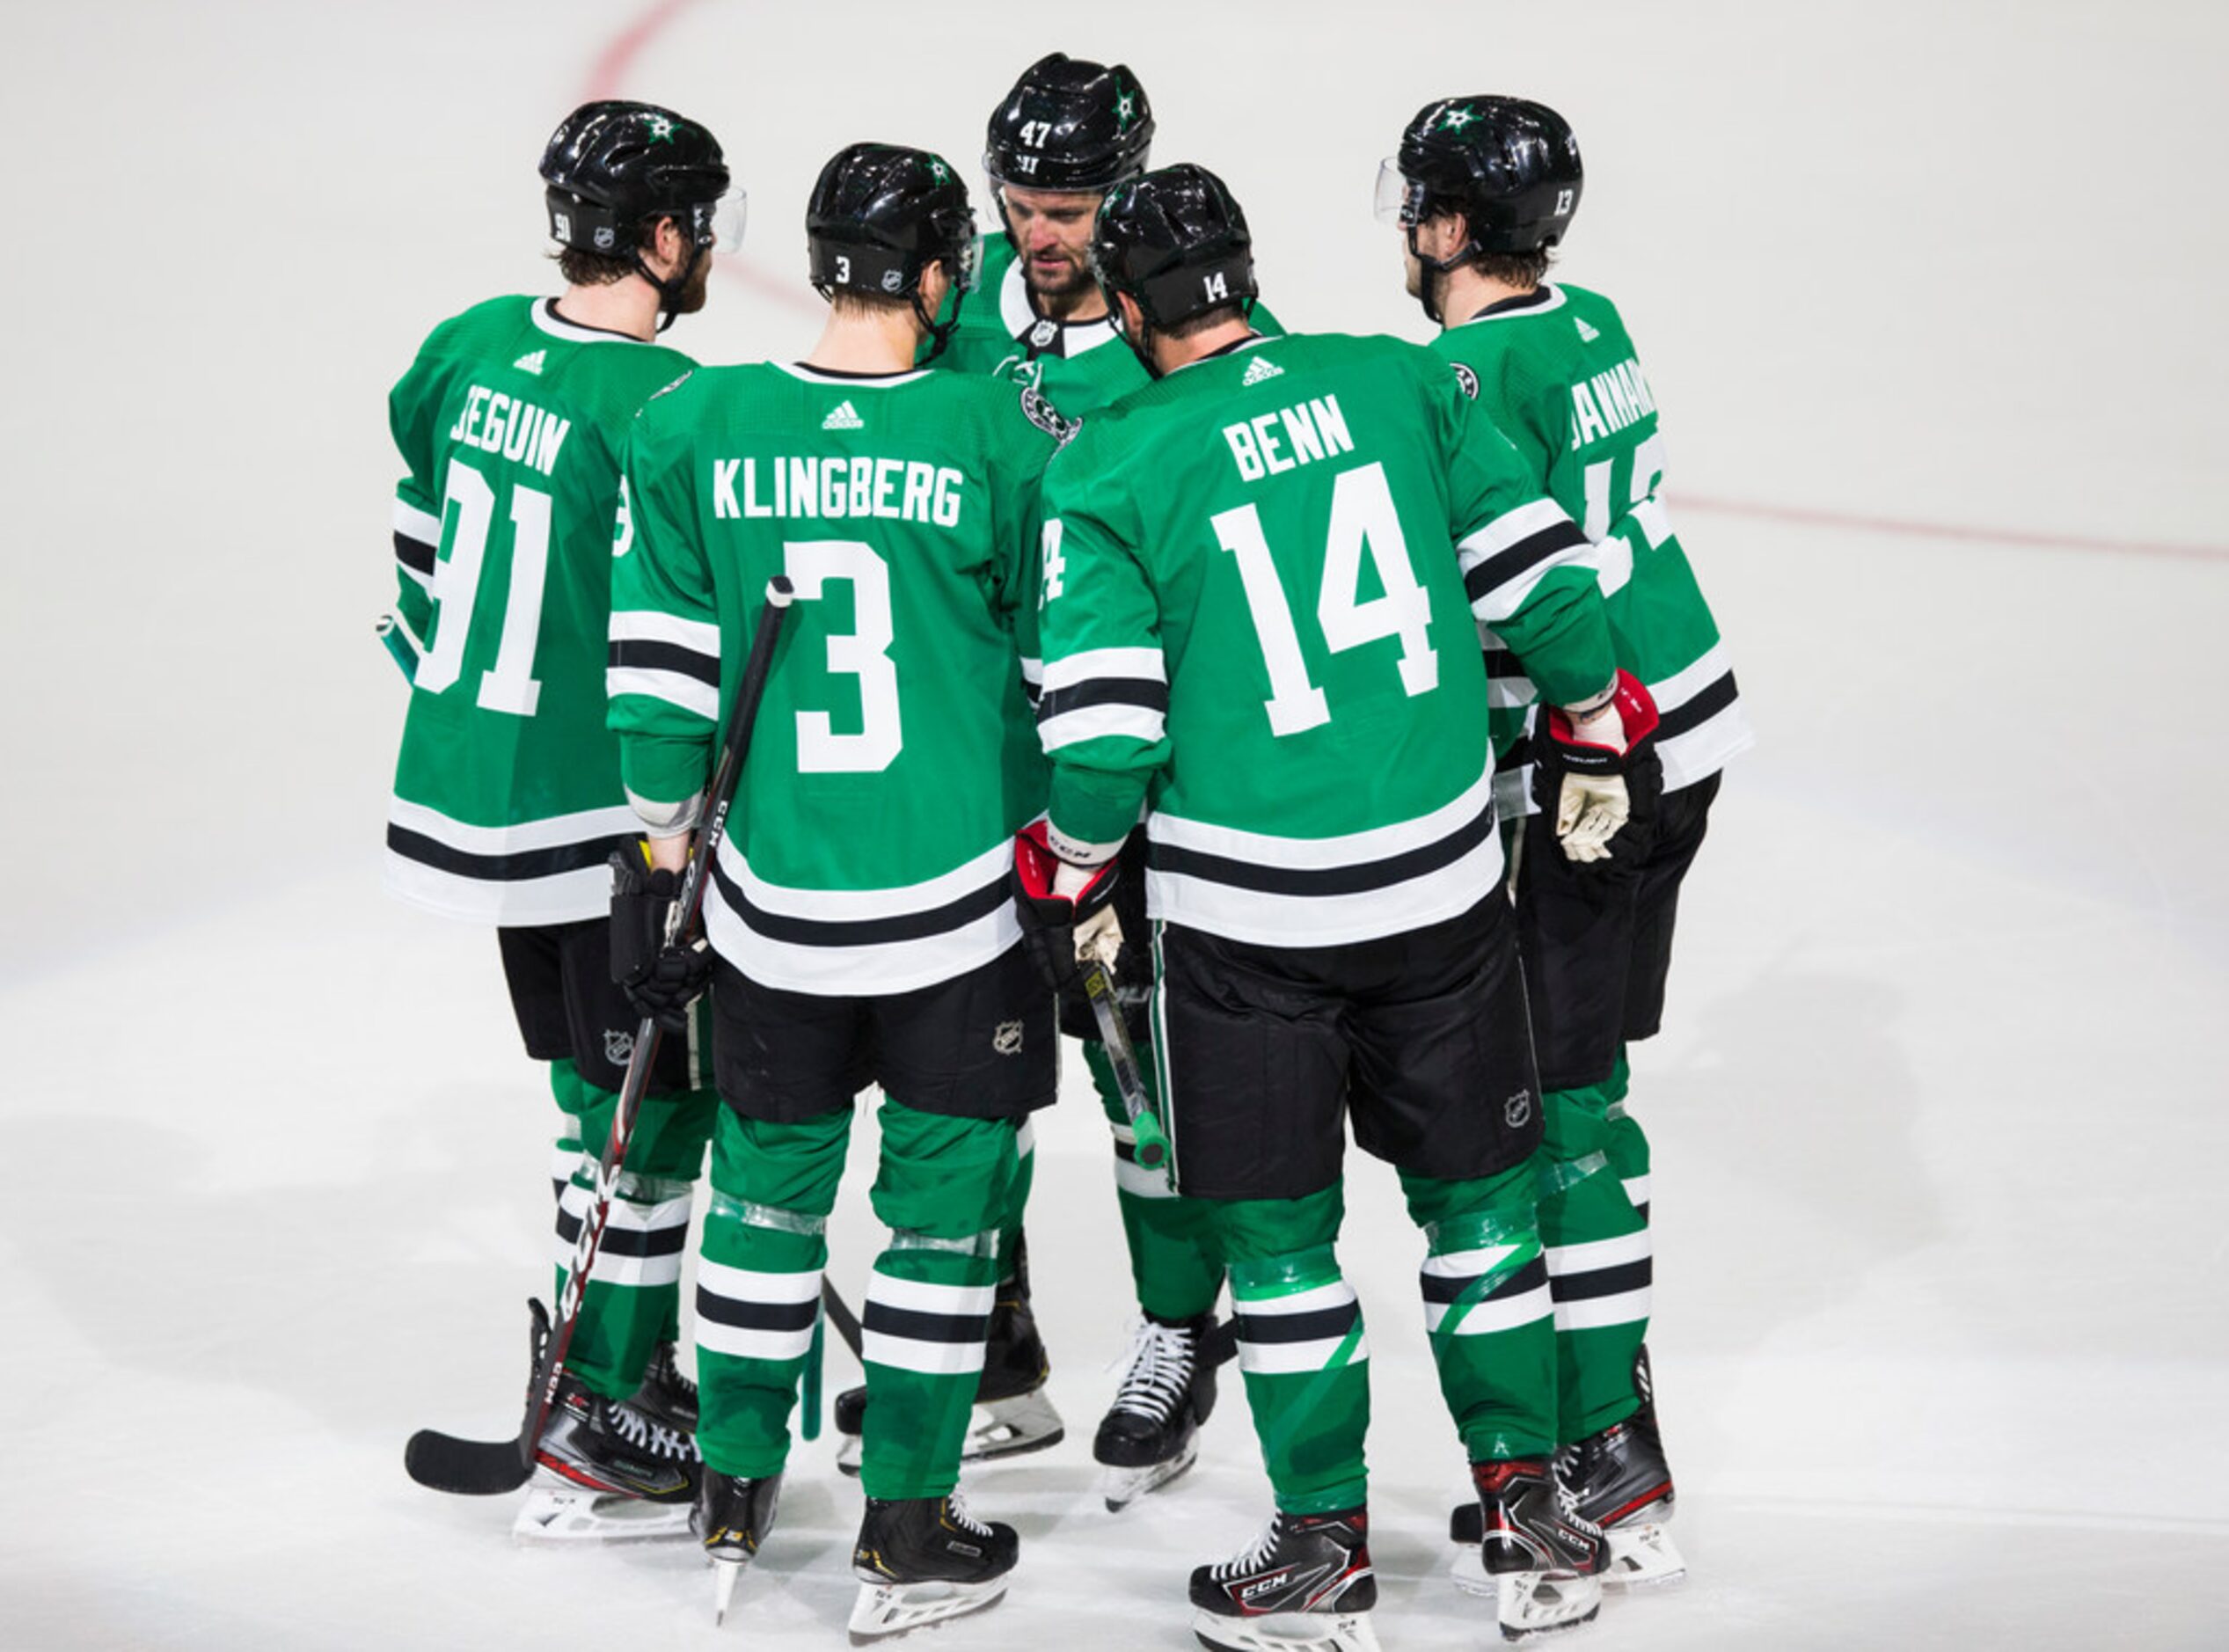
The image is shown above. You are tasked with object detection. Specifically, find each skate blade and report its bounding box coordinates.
[1496,1570,1602,1641]
[846,1575,1007,1643]
[1188,1605,1383,1652]
[713,1557,746,1626]
[512,1480,693,1545]
[1098,1436,1200,1511]
[964,1389,1065,1463]
[1602,1523,1685,1590]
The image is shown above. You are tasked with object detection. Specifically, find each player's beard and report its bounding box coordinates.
[1403,249,1425,300]
[669,250,713,316]
[1024,250,1095,303]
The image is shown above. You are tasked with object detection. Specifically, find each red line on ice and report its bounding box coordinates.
[579,4,2229,566]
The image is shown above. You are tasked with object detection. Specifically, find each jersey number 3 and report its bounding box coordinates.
[1212,461,1438,737]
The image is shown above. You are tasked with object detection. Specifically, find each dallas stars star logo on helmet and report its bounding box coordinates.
[1114,89,1138,131]
[929,157,950,182]
[1433,104,1479,133]
[645,114,676,143]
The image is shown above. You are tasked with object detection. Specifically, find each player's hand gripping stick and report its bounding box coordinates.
[403,577,795,1496]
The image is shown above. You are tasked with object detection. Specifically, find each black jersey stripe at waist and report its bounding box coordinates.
[1150,793,1497,899]
[609,637,721,687]
[393,532,435,576]
[387,823,634,883]
[709,855,1008,947]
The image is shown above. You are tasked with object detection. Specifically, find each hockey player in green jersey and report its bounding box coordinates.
[384,100,740,1541]
[608,143,1064,1639]
[853,49,1283,1512]
[1024,164,1662,1648]
[1385,96,1756,1593]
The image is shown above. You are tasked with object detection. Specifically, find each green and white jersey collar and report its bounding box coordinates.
[1455,282,1568,328]
[998,256,1122,360]
[773,362,934,388]
[530,296,655,345]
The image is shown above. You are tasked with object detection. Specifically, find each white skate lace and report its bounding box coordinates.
[1211,1515,1284,1581]
[944,1489,995,1538]
[1109,1319,1195,1424]
[605,1398,698,1462]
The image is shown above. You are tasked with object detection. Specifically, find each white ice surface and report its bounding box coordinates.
[3,2,2225,1648]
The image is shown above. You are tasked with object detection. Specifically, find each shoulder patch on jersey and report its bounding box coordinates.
[1019,384,1079,449]
[1451,362,1480,400]
[645,369,695,405]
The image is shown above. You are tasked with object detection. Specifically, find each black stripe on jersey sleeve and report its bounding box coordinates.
[861,1301,993,1347]
[1420,1255,1549,1306]
[1483,648,1531,681]
[1655,670,1738,741]
[1233,1300,1361,1346]
[394,531,436,577]
[1464,519,1588,606]
[1494,735,1532,775]
[386,824,635,883]
[1547,1258,1653,1304]
[609,637,722,687]
[693,1288,821,1334]
[710,857,1009,947]
[1151,795,1496,899]
[1035,677,1171,724]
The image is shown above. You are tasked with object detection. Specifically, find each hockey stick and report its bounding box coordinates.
[1079,939,1172,1181]
[820,1279,866,1363]
[405,576,796,1495]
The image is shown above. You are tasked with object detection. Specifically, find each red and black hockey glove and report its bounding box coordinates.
[1012,820,1124,994]
[1534,669,1663,865]
[609,848,711,1034]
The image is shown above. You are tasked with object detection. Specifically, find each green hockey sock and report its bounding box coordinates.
[1218,1190,1369,1514]
[1538,1051,1651,1442]
[550,1062,717,1398]
[691,1107,848,1479]
[1405,1162,1557,1461]
[1085,1038,1222,1320]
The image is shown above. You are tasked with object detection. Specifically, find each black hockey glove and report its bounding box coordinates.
[1012,820,1124,995]
[609,848,711,1034]
[1533,669,1663,866]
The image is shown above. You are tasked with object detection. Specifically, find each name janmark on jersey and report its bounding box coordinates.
[1568,357,1655,450]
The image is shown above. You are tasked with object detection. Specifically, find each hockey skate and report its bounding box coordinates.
[848,1492,1017,1643]
[1451,1459,1604,1641]
[513,1303,700,1544]
[1095,1312,1219,1511]
[1189,1509,1381,1652]
[696,1468,781,1625]
[836,1253,1063,1475]
[1453,1349,1684,1591]
[631,1338,699,1435]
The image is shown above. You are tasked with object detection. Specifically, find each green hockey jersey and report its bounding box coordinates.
[1035,332,1615,948]
[1434,282,1751,812]
[610,362,1059,995]
[385,296,695,925]
[932,230,1283,427]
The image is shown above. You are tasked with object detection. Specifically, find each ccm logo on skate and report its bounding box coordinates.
[1239,1571,1292,1600]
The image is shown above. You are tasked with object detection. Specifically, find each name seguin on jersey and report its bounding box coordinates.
[1222,393,1356,484]
[1568,357,1656,450]
[445,385,572,476]
[712,456,966,528]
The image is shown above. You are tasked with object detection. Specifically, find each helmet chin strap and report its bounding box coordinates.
[913,288,959,363]
[632,236,706,333]
[1405,222,1478,326]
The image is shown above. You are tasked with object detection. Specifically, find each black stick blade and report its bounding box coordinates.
[404,1427,535,1495]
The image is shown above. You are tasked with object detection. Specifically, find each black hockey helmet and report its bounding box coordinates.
[1378,96,1582,321]
[1089,164,1257,377]
[983,53,1154,192]
[806,143,980,358]
[540,100,734,327]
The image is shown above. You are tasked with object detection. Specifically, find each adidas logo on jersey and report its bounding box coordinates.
[1574,318,1600,343]
[822,400,864,430]
[1240,355,1284,386]
[513,349,546,375]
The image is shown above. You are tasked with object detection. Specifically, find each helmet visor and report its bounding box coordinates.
[1373,158,1425,227]
[953,230,982,295]
[711,186,749,254]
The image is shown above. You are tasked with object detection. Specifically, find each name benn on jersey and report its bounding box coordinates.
[1568,357,1655,450]
[711,456,965,528]
[445,385,571,476]
[1222,394,1356,483]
